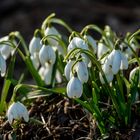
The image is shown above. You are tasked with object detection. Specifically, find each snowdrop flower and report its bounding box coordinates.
[129,67,140,82]
[7,101,29,124]
[76,61,89,83]
[99,71,114,84]
[39,63,53,85]
[0,36,13,60]
[67,75,83,98]
[64,59,75,81]
[120,53,128,70]
[97,41,109,59]
[39,44,56,66]
[29,36,42,69]
[0,54,6,77]
[84,35,97,53]
[67,37,88,52]
[56,70,62,83]
[44,63,53,85]
[44,26,61,46]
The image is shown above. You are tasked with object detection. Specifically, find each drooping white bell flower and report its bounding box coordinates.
[84,35,97,53]
[129,67,140,82]
[99,71,114,84]
[0,54,6,77]
[64,59,75,81]
[67,37,88,52]
[67,76,83,98]
[29,36,42,69]
[7,101,29,124]
[76,61,89,83]
[44,26,61,46]
[39,45,56,66]
[0,36,12,60]
[120,53,128,70]
[109,49,122,74]
[38,63,53,85]
[97,41,109,59]
[55,70,62,83]
[29,36,42,56]
[44,63,53,85]
[30,54,40,70]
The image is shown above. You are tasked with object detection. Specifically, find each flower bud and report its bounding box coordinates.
[39,45,56,66]
[44,26,61,46]
[0,54,6,77]
[76,61,89,83]
[7,101,29,124]
[67,76,83,98]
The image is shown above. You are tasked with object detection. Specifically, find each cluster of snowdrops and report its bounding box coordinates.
[0,13,140,137]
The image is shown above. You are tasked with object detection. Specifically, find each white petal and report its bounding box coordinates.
[77,61,89,83]
[84,35,97,53]
[44,63,53,85]
[44,27,61,46]
[39,45,56,65]
[111,50,121,74]
[1,45,11,59]
[97,42,108,59]
[29,37,42,55]
[99,72,114,84]
[0,55,6,77]
[31,53,40,69]
[67,76,83,98]
[120,53,128,70]
[64,60,74,81]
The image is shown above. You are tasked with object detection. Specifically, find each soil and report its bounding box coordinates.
[0,95,140,140]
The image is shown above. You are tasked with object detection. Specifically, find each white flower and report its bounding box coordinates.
[38,64,53,85]
[30,54,40,69]
[0,36,12,60]
[76,61,89,83]
[67,37,88,52]
[7,101,29,124]
[67,76,83,98]
[120,53,128,70]
[44,26,61,46]
[84,35,97,53]
[55,70,62,83]
[39,45,56,66]
[0,54,6,77]
[64,60,74,81]
[44,63,53,85]
[99,72,114,84]
[129,67,140,82]
[97,42,109,59]
[29,36,42,56]
[29,36,42,69]
[109,49,122,74]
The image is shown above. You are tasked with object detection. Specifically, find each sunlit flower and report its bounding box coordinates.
[39,45,56,66]
[0,36,14,60]
[67,75,83,98]
[64,59,75,81]
[44,26,61,46]
[7,101,29,124]
[0,54,6,77]
[76,61,89,83]
[39,63,53,85]
[29,36,42,69]
[97,41,109,59]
